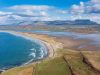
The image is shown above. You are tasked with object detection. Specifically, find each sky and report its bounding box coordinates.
[0,0,100,25]
[0,0,89,8]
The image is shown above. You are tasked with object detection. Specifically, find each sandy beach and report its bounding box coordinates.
[0,30,100,75]
[0,30,63,61]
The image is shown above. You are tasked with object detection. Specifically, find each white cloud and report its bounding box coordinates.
[70,2,85,14]
[40,11,48,16]
[91,0,100,13]
[0,15,21,25]
[0,0,100,25]
[8,5,51,11]
[70,14,100,22]
[69,0,100,23]
[0,11,12,16]
[70,0,100,14]
[0,5,55,25]
[8,5,51,17]
[1,5,66,22]
[91,0,100,3]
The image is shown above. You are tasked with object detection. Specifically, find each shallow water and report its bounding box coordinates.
[0,32,47,70]
[19,30,100,50]
[0,30,99,70]
[18,30,100,44]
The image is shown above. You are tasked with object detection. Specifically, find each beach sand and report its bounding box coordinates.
[2,30,63,59]
[0,30,100,75]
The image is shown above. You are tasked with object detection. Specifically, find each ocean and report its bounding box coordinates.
[0,32,47,70]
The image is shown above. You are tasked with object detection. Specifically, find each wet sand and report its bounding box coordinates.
[55,36,100,51]
[0,30,100,74]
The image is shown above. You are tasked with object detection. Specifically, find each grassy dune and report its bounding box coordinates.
[0,31,99,75]
[34,57,71,75]
[1,57,71,75]
[1,65,34,75]
[82,51,100,73]
[64,50,99,75]
[1,50,100,75]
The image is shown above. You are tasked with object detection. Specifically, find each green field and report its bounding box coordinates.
[1,50,100,75]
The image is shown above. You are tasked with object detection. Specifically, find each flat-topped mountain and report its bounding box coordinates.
[0,18,99,26]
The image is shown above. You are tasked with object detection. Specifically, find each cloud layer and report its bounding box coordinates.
[0,0,100,25]
[69,0,100,23]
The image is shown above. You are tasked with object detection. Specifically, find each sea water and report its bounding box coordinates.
[0,32,47,70]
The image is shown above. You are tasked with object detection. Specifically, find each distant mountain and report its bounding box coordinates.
[18,19,99,26]
[74,19,98,25]
[0,15,99,26]
[40,19,98,25]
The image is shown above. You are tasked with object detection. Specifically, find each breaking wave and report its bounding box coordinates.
[0,31,48,70]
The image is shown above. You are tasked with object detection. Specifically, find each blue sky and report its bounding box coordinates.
[0,0,100,25]
[0,0,89,9]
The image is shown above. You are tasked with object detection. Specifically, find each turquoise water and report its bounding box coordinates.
[0,32,47,70]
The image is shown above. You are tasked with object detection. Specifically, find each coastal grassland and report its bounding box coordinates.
[1,50,100,75]
[0,32,100,75]
[34,57,71,75]
[82,51,100,72]
[1,57,72,75]
[63,50,99,75]
[1,64,34,75]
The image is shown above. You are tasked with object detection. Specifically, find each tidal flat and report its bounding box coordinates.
[0,25,100,75]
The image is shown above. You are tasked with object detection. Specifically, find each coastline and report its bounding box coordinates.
[0,30,100,75]
[0,30,63,72]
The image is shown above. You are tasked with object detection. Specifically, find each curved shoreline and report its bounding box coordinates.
[3,30,56,57]
[0,30,53,57]
[0,30,58,72]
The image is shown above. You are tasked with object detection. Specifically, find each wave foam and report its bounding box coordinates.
[0,30,48,70]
